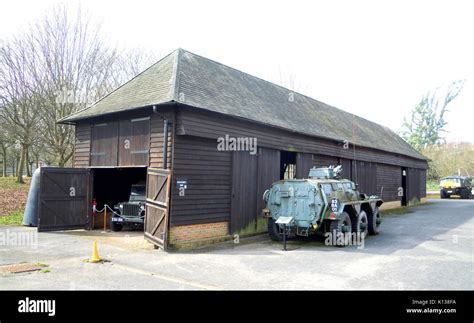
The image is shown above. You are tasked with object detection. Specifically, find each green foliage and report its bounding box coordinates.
[0,211,23,225]
[426,180,439,191]
[0,176,28,190]
[400,80,464,151]
[422,142,474,181]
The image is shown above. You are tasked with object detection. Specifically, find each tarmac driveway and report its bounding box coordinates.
[0,199,472,290]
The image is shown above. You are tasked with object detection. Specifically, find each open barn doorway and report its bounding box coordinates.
[280,151,297,180]
[91,167,147,231]
[401,167,407,206]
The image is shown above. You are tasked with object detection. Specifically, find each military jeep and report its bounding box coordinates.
[111,182,146,231]
[440,176,472,199]
[262,165,383,247]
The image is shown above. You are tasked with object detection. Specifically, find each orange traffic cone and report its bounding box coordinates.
[89,240,102,263]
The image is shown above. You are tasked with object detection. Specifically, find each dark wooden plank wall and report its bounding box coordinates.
[230,151,258,232]
[313,154,340,168]
[73,123,91,167]
[376,163,402,202]
[118,117,150,166]
[420,170,427,198]
[176,108,428,169]
[296,153,339,178]
[170,135,232,226]
[352,161,378,195]
[407,168,422,202]
[90,122,119,166]
[256,148,280,216]
[296,153,313,178]
[149,112,173,169]
[73,107,172,169]
[339,158,352,180]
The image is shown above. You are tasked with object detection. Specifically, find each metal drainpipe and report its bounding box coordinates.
[163,119,169,169]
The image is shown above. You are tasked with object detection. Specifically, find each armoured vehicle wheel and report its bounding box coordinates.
[268,218,283,241]
[367,207,381,235]
[328,212,352,247]
[352,210,368,238]
[112,223,123,232]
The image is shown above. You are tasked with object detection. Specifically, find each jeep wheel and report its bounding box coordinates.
[328,212,352,247]
[111,223,123,232]
[268,218,283,242]
[440,189,448,199]
[367,207,381,235]
[460,188,470,199]
[352,210,368,238]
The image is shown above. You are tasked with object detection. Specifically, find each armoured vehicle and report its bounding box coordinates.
[111,182,146,231]
[439,176,472,199]
[262,166,383,247]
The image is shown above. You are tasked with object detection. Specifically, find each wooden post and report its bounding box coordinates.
[103,206,107,232]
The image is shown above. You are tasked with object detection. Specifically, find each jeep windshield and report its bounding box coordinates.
[129,185,146,202]
[440,178,461,187]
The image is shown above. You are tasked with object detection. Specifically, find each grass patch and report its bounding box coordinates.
[0,177,30,190]
[426,180,439,191]
[40,269,50,273]
[35,263,49,268]
[0,211,23,225]
[382,206,412,216]
[382,201,434,217]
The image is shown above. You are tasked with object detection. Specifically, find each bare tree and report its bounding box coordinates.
[0,124,12,177]
[0,37,40,183]
[27,5,123,167]
[28,5,158,167]
[0,4,159,174]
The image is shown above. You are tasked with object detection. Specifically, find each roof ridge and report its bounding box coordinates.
[177,49,395,136]
[171,48,183,101]
[176,49,424,160]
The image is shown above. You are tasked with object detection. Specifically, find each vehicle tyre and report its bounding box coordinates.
[111,222,123,232]
[367,207,381,235]
[440,189,448,199]
[460,188,470,199]
[328,212,352,247]
[351,210,368,238]
[268,218,283,242]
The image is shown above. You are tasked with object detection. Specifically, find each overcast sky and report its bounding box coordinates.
[1,0,472,142]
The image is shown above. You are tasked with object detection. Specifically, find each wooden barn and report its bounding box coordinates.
[37,48,428,249]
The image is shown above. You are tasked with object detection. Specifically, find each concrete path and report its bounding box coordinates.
[0,199,472,290]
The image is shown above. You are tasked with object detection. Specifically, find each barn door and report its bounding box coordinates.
[38,167,90,232]
[90,122,119,166]
[230,151,258,233]
[144,168,171,250]
[296,153,313,179]
[119,117,150,166]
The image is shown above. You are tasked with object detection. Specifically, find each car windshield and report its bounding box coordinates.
[129,186,146,201]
